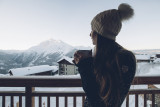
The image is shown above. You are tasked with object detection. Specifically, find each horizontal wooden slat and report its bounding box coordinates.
[32,91,85,96]
[2,89,160,96]
[133,76,160,85]
[0,76,160,87]
[129,89,160,94]
[0,91,25,96]
[0,76,82,87]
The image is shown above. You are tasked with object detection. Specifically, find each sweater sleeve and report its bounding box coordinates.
[116,50,136,104]
[76,57,106,107]
[117,50,136,82]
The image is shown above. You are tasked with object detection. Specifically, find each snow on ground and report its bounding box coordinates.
[137,62,160,76]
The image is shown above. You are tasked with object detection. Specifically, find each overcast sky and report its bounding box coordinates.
[0,0,160,50]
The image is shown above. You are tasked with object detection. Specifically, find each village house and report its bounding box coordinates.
[156,54,160,58]
[135,53,160,63]
[150,55,156,62]
[150,54,160,63]
[57,56,78,75]
[8,65,58,76]
[153,54,160,63]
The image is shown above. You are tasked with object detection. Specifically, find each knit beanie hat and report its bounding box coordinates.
[91,3,134,41]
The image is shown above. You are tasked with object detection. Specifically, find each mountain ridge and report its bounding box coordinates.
[0,39,92,74]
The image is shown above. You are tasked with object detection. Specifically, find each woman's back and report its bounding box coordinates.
[76,48,136,107]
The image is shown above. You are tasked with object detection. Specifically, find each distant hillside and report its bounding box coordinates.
[0,39,92,74]
[133,49,160,54]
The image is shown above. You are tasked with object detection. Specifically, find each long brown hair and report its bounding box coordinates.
[94,34,123,106]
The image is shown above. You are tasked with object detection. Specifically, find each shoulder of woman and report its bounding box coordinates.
[117,49,136,61]
[116,49,136,72]
[116,49,136,74]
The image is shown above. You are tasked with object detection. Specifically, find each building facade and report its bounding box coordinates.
[57,57,78,75]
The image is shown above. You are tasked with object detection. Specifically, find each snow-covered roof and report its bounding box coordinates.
[8,65,58,76]
[57,56,74,64]
[135,54,150,60]
[154,85,160,89]
[153,58,160,63]
[151,54,156,57]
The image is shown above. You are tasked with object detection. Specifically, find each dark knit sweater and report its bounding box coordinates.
[76,49,136,107]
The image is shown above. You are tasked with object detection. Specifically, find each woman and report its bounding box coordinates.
[74,3,136,107]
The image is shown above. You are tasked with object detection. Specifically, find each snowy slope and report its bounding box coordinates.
[136,62,160,76]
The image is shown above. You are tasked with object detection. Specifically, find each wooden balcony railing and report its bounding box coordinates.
[0,76,160,107]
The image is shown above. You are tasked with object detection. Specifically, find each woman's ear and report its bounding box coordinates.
[94,33,97,37]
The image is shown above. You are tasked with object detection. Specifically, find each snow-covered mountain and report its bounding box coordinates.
[27,39,74,55]
[0,39,92,74]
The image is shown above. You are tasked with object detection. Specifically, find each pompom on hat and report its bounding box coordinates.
[91,3,134,41]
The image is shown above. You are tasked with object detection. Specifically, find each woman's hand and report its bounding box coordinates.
[73,50,91,64]
[73,51,84,65]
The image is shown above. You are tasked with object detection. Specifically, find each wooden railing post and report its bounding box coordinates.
[126,95,129,107]
[11,96,14,107]
[16,102,19,107]
[25,86,32,107]
[2,96,5,107]
[32,87,35,107]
